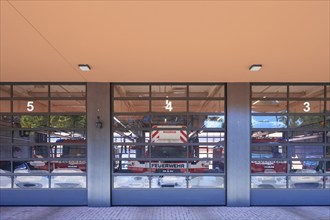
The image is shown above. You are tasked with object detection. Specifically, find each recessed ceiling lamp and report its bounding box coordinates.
[78,64,91,71]
[249,64,262,72]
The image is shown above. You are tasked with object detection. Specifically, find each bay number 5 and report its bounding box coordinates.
[27,101,34,112]
[303,102,310,112]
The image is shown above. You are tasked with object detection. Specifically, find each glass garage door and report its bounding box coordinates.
[111,84,226,205]
[250,84,330,205]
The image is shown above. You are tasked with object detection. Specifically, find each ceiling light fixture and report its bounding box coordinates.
[249,64,262,72]
[78,64,91,71]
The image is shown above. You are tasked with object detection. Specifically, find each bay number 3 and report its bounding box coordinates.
[27,101,34,112]
[303,102,310,112]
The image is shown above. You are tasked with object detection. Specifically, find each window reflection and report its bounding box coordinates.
[13,85,48,98]
[287,146,324,159]
[251,146,286,159]
[251,161,287,173]
[14,115,48,128]
[251,176,286,189]
[289,85,324,98]
[189,176,224,188]
[114,85,149,98]
[50,85,86,98]
[14,175,49,188]
[0,85,11,97]
[289,175,323,189]
[289,101,324,113]
[151,85,187,98]
[189,85,224,98]
[0,101,11,112]
[289,161,323,173]
[288,131,324,143]
[114,176,149,188]
[252,116,287,128]
[252,86,287,99]
[252,100,287,113]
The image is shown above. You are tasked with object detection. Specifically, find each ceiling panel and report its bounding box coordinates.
[0,1,329,82]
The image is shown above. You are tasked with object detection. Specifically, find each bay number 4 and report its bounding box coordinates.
[165,100,173,112]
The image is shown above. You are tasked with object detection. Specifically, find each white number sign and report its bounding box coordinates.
[27,101,34,112]
[165,99,173,112]
[303,102,310,112]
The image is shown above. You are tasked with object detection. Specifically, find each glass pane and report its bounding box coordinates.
[13,85,48,98]
[151,175,187,188]
[13,115,48,128]
[51,175,86,188]
[50,140,86,158]
[151,85,187,98]
[49,131,86,144]
[190,160,224,173]
[290,160,323,173]
[251,146,287,159]
[0,101,11,112]
[0,85,11,97]
[13,160,48,172]
[151,145,187,158]
[327,161,330,172]
[327,86,330,98]
[251,161,287,173]
[326,146,330,158]
[252,100,287,113]
[113,131,141,144]
[152,100,187,113]
[189,100,224,113]
[113,85,149,98]
[50,145,86,159]
[289,101,324,113]
[13,130,44,144]
[0,175,12,188]
[14,175,49,188]
[189,85,224,98]
[188,115,225,129]
[114,176,149,188]
[251,176,286,189]
[114,100,149,113]
[50,115,86,128]
[0,130,12,145]
[150,160,188,173]
[327,101,330,113]
[51,100,86,113]
[289,176,323,189]
[288,146,324,159]
[50,85,86,98]
[288,116,324,129]
[115,159,149,173]
[13,100,48,113]
[289,85,324,98]
[252,85,287,99]
[325,176,330,188]
[190,145,225,159]
[150,114,187,127]
[0,115,12,127]
[288,131,324,143]
[252,116,287,128]
[0,161,11,172]
[50,161,86,172]
[114,115,150,131]
[0,146,11,158]
[13,145,48,158]
[114,145,147,159]
[189,176,224,188]
[191,130,225,144]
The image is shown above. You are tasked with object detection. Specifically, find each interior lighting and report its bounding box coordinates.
[78,64,91,71]
[249,64,262,72]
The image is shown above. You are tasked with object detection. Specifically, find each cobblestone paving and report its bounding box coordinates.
[0,206,329,220]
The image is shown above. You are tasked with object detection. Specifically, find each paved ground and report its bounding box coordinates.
[0,206,329,220]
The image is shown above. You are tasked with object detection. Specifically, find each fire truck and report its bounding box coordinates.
[127,126,210,174]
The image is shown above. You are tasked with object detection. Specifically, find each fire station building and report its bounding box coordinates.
[0,2,329,207]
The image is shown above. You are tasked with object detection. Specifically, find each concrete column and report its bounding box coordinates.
[226,83,250,206]
[87,83,111,206]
